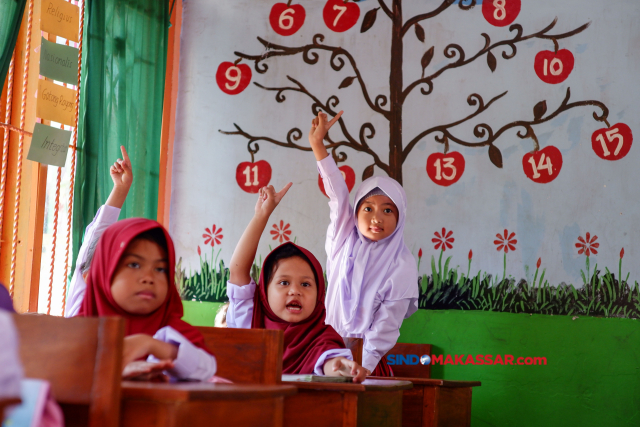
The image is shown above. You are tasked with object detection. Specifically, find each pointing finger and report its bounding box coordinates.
[327,110,343,129]
[277,182,292,198]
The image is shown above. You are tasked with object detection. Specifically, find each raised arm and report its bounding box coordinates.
[309,112,356,258]
[106,145,133,208]
[229,183,292,286]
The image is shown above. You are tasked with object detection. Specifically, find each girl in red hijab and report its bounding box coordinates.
[77,218,217,381]
[227,183,367,382]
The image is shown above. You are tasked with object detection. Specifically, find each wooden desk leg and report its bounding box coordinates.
[357,390,404,427]
[422,387,473,427]
[284,391,346,427]
[400,387,425,427]
[342,392,358,427]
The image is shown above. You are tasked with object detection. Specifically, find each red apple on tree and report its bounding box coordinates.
[216,61,252,95]
[534,49,574,84]
[318,164,356,197]
[482,0,521,27]
[269,2,306,36]
[323,0,360,33]
[236,160,272,193]
[522,146,563,184]
[426,152,465,187]
[591,123,633,161]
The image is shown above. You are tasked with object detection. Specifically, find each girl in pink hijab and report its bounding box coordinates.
[309,111,419,376]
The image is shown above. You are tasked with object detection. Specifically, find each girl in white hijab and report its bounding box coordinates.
[309,111,419,376]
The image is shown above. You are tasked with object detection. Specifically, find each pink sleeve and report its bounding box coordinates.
[317,156,356,259]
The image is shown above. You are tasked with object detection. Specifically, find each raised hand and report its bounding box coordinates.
[308,111,343,148]
[255,183,292,217]
[110,145,133,189]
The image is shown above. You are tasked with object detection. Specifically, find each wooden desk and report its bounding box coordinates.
[282,379,412,427]
[120,382,297,427]
[370,377,481,427]
[0,398,21,422]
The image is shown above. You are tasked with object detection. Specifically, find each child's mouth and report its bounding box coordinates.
[136,291,156,300]
[370,226,383,233]
[286,301,302,313]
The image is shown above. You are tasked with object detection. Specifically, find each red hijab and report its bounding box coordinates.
[251,242,346,374]
[77,218,206,350]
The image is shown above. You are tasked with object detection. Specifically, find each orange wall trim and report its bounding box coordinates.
[158,0,183,228]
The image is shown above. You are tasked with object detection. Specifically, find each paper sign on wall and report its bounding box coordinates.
[39,37,78,85]
[41,0,80,43]
[36,79,76,127]
[27,123,72,167]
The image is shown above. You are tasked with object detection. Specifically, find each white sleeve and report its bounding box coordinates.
[149,326,217,381]
[226,279,256,329]
[65,205,121,317]
[313,348,353,376]
[0,312,23,398]
[362,298,411,372]
[317,155,356,259]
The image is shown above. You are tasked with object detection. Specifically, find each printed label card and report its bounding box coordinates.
[36,79,76,127]
[27,123,72,168]
[41,0,80,42]
[39,37,78,85]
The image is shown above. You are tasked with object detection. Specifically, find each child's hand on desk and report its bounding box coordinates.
[255,183,292,218]
[122,360,174,382]
[325,357,368,383]
[123,334,178,367]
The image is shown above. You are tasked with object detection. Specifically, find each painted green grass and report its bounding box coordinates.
[178,248,640,319]
[177,248,261,303]
[420,252,640,318]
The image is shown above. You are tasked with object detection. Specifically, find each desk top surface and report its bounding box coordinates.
[283,378,413,392]
[121,381,297,402]
[369,376,481,387]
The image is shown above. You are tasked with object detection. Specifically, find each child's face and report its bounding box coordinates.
[111,238,169,315]
[267,256,318,322]
[357,195,398,242]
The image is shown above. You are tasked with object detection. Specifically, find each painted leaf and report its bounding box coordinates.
[487,51,497,72]
[360,7,379,33]
[362,164,375,180]
[415,23,425,42]
[488,144,503,168]
[533,100,547,120]
[421,46,435,74]
[339,76,356,89]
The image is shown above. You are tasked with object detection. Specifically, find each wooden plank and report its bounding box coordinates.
[387,343,432,378]
[343,337,363,365]
[120,383,296,427]
[196,326,284,384]
[14,315,125,427]
[283,379,412,393]
[369,377,481,388]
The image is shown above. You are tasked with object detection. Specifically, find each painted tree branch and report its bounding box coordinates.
[227,75,391,174]
[235,34,391,119]
[401,0,476,37]
[404,88,609,163]
[377,0,393,19]
[403,19,591,102]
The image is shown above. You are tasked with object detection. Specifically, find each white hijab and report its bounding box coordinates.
[325,176,419,335]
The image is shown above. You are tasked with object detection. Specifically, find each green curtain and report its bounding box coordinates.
[72,0,169,272]
[0,0,27,87]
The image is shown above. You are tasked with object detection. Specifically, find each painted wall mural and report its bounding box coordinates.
[171,0,640,318]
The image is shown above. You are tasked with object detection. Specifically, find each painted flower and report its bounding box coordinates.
[432,228,454,251]
[271,220,292,244]
[468,249,473,260]
[494,229,517,253]
[203,224,223,247]
[620,248,624,259]
[418,248,423,259]
[575,232,598,256]
[537,257,541,269]
[197,246,201,256]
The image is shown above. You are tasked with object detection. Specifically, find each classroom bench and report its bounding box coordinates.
[120,381,297,427]
[282,378,412,427]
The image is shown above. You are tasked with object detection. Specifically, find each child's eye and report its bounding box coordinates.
[384,208,393,214]
[364,207,371,212]
[127,262,140,269]
[279,281,289,286]
[156,267,167,273]
[301,282,311,287]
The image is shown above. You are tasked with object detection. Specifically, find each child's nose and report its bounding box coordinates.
[288,284,302,295]
[140,267,155,284]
